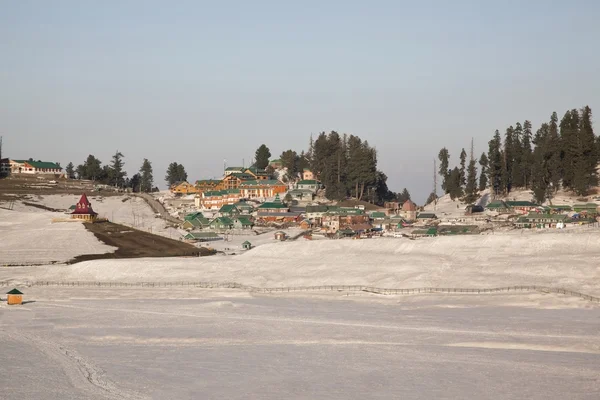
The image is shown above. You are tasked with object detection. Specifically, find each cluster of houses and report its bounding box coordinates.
[0,158,63,175]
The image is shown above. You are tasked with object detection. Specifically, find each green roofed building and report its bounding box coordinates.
[183,232,220,241]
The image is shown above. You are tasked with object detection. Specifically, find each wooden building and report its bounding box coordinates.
[71,193,98,221]
[6,288,23,305]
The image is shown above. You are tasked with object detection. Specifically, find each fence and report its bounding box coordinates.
[0,281,598,302]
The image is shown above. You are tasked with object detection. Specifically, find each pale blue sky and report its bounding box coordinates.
[2,0,599,202]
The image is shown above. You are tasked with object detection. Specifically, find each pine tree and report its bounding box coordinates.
[520,120,533,188]
[478,153,488,191]
[129,173,141,192]
[559,110,578,189]
[503,126,514,193]
[108,151,126,187]
[511,123,524,188]
[65,162,75,179]
[531,123,551,203]
[437,148,450,193]
[397,188,411,203]
[488,130,503,198]
[254,145,271,170]
[448,167,463,200]
[425,192,438,205]
[459,148,467,188]
[165,162,187,186]
[139,159,153,193]
[463,142,478,204]
[80,155,103,181]
[280,150,299,180]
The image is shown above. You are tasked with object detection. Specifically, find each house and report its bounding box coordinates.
[239,180,287,199]
[245,167,270,180]
[350,223,373,234]
[505,201,540,214]
[219,204,241,218]
[184,212,205,221]
[573,203,599,215]
[170,181,198,194]
[242,240,252,250]
[417,213,438,220]
[233,216,254,229]
[274,231,287,241]
[399,200,417,221]
[0,158,10,175]
[195,179,221,192]
[234,201,254,214]
[217,173,256,190]
[287,189,315,203]
[182,216,211,230]
[6,288,23,305]
[209,217,234,231]
[369,211,387,220]
[411,228,438,238]
[183,232,221,242]
[195,189,242,210]
[321,210,370,232]
[269,159,283,169]
[257,195,290,213]
[296,180,321,193]
[465,205,484,214]
[515,213,568,229]
[384,202,401,214]
[71,193,98,221]
[485,200,511,213]
[299,219,312,230]
[4,159,62,175]
[224,166,246,176]
[302,168,314,180]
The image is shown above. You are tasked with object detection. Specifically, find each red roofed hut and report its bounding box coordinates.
[401,200,417,221]
[71,193,98,221]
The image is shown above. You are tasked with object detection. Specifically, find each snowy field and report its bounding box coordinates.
[3,231,600,297]
[0,287,599,399]
[0,208,115,264]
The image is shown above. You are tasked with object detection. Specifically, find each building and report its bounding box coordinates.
[245,167,270,180]
[195,179,221,192]
[269,159,283,169]
[217,173,256,190]
[296,180,321,193]
[320,210,370,232]
[239,180,287,199]
[302,169,314,180]
[6,288,23,305]
[257,195,290,213]
[234,201,254,214]
[4,159,62,175]
[183,232,221,242]
[195,189,242,210]
[170,181,198,194]
[218,204,241,218]
[233,216,254,229]
[417,213,438,220]
[209,217,234,231]
[0,158,10,175]
[182,213,211,230]
[515,213,568,229]
[224,167,246,176]
[287,189,314,203]
[399,200,417,221]
[485,201,511,213]
[71,193,98,221]
[242,241,252,250]
[505,201,540,214]
[274,231,287,241]
[573,203,599,215]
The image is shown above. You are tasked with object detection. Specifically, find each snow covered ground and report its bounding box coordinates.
[0,208,115,264]
[2,230,600,297]
[0,288,598,399]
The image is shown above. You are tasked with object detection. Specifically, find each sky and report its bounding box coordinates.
[1,0,599,203]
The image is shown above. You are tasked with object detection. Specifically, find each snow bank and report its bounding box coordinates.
[4,231,600,295]
[0,208,116,264]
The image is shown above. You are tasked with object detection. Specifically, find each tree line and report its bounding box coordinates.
[68,151,189,193]
[253,132,412,204]
[437,106,599,204]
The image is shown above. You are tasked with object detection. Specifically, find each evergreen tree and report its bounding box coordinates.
[80,154,103,181]
[520,120,533,188]
[165,162,187,186]
[129,173,141,193]
[373,171,396,205]
[503,126,514,193]
[463,156,478,204]
[425,192,438,205]
[280,149,299,181]
[459,148,467,188]
[448,167,463,200]
[65,162,75,179]
[397,188,411,203]
[511,123,524,188]
[478,153,488,191]
[254,144,271,170]
[437,148,450,193]
[531,123,551,203]
[559,110,578,189]
[140,159,153,193]
[108,150,126,187]
[488,130,503,197]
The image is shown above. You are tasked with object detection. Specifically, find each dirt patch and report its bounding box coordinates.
[21,201,64,212]
[69,221,215,263]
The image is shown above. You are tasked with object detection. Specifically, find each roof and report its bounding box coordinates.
[256,211,301,217]
[184,212,204,221]
[242,240,252,245]
[297,179,320,185]
[184,232,220,239]
[229,173,255,180]
[234,217,253,226]
[573,203,599,209]
[234,201,254,209]
[71,193,98,215]
[505,201,539,207]
[195,179,220,185]
[417,213,437,219]
[401,200,417,211]
[245,167,268,175]
[16,160,61,169]
[523,213,568,221]
[219,204,240,214]
[258,202,288,210]
[183,217,211,227]
[225,167,244,171]
[306,205,330,213]
[210,216,234,226]
[239,180,285,187]
[6,288,23,295]
[202,189,241,197]
[269,159,282,164]
[370,212,387,218]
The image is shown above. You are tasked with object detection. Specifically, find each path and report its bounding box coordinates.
[132,193,182,225]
